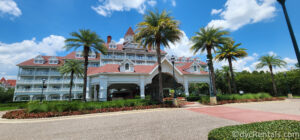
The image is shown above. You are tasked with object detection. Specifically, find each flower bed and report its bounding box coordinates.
[2,104,174,119]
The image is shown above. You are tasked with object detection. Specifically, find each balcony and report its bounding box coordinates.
[20,71,34,76]
[102,55,113,59]
[16,88,45,92]
[48,80,63,84]
[35,71,49,76]
[49,71,61,76]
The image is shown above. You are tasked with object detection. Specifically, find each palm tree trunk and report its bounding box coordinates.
[207,48,217,96]
[156,42,163,103]
[83,46,89,102]
[226,72,232,94]
[228,57,237,93]
[69,71,74,102]
[269,65,278,96]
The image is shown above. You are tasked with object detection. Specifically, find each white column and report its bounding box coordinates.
[30,95,33,101]
[45,95,49,101]
[60,94,63,100]
[184,77,189,96]
[140,76,145,99]
[94,85,97,101]
[86,77,90,99]
[99,76,108,101]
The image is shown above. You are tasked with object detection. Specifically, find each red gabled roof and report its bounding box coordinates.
[87,64,157,76]
[180,62,193,70]
[64,51,100,61]
[0,77,6,83]
[6,80,16,86]
[125,27,135,37]
[17,56,65,67]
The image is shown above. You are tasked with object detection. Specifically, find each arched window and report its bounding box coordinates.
[125,63,130,71]
[194,65,197,71]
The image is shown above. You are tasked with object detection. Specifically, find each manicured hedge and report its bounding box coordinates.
[208,120,300,140]
[27,99,160,113]
[0,102,28,111]
[217,93,272,101]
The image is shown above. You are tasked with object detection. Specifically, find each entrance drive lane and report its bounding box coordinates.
[0,108,238,140]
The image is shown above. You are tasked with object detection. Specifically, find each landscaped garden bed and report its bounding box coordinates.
[2,99,175,119]
[195,93,286,105]
[208,120,300,140]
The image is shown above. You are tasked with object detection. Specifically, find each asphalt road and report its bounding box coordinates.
[1,99,299,140]
[0,108,238,140]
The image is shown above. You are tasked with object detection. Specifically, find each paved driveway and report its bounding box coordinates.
[0,99,299,140]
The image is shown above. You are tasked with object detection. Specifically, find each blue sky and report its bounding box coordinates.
[0,0,299,78]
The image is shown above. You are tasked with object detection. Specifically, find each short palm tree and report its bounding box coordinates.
[256,55,287,96]
[215,40,247,93]
[135,10,182,102]
[221,66,232,94]
[58,60,83,101]
[191,27,230,97]
[65,29,107,102]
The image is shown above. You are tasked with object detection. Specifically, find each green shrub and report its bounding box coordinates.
[186,96,201,101]
[216,93,272,101]
[26,99,160,113]
[199,96,210,104]
[208,120,300,140]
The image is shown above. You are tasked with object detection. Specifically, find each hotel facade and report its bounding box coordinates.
[14,27,210,101]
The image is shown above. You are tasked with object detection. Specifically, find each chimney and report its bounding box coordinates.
[107,35,112,44]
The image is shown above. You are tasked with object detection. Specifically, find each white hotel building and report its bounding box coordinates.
[14,27,210,101]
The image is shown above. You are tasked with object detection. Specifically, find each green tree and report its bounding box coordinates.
[296,63,300,68]
[191,27,230,96]
[135,10,182,102]
[256,55,287,96]
[58,60,84,101]
[65,29,107,102]
[215,40,247,93]
[221,66,232,94]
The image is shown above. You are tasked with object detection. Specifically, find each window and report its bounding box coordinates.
[125,63,130,71]
[194,66,197,71]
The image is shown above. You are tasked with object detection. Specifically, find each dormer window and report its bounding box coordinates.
[49,56,59,64]
[125,63,130,71]
[34,55,45,64]
[109,41,117,49]
[194,65,197,71]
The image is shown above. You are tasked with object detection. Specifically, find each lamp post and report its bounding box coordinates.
[206,59,213,97]
[284,72,292,98]
[171,55,176,98]
[277,0,300,66]
[40,78,46,103]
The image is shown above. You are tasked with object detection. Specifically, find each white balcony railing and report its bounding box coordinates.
[35,72,49,76]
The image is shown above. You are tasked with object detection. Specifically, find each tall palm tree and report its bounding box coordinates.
[58,60,84,101]
[190,27,230,97]
[221,66,232,94]
[256,55,287,96]
[215,40,248,93]
[135,10,182,102]
[65,29,107,102]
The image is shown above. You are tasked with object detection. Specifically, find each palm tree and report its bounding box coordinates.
[190,27,230,97]
[256,55,287,96]
[135,10,182,102]
[65,29,107,102]
[215,40,247,93]
[58,60,84,101]
[221,66,232,94]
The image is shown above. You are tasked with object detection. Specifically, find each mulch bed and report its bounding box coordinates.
[2,104,174,119]
[215,97,286,105]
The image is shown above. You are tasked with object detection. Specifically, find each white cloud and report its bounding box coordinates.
[211,9,222,15]
[0,35,65,79]
[92,0,156,17]
[214,52,298,73]
[0,0,21,18]
[117,38,124,44]
[207,0,276,31]
[147,0,157,7]
[171,0,176,7]
[164,31,194,57]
